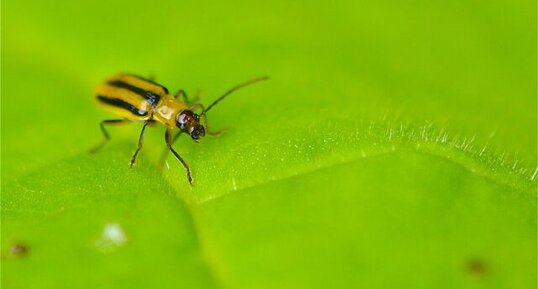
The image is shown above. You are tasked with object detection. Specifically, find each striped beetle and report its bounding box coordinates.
[90,73,269,184]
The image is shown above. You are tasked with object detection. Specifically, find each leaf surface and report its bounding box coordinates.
[2,0,536,288]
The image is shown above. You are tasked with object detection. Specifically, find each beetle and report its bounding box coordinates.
[90,73,269,184]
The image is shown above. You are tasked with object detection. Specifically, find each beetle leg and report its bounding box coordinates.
[191,89,202,103]
[165,128,193,184]
[174,89,188,103]
[146,119,158,126]
[157,131,182,170]
[175,89,201,105]
[89,119,131,154]
[129,121,150,168]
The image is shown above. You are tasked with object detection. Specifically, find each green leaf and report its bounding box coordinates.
[2,0,536,288]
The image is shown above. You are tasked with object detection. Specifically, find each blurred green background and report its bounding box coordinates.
[1,0,536,288]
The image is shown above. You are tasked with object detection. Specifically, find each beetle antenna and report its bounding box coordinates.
[201,76,270,116]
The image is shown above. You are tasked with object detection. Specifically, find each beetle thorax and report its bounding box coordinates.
[153,96,188,127]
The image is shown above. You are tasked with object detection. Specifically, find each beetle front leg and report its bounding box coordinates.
[157,131,182,170]
[165,128,193,185]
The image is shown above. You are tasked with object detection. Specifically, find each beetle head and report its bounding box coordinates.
[176,110,206,140]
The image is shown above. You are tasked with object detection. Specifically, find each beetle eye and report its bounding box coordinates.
[190,126,205,140]
[176,113,187,129]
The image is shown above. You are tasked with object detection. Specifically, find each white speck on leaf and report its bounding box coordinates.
[95,223,127,252]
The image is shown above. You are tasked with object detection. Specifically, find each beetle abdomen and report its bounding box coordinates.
[95,73,170,120]
[96,95,149,117]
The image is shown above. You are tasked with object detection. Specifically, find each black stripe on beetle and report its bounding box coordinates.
[97,95,148,116]
[107,80,161,105]
[130,74,169,94]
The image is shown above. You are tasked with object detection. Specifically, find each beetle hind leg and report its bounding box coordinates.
[89,119,131,154]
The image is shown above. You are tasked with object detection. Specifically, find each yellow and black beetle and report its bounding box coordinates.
[90,73,269,184]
